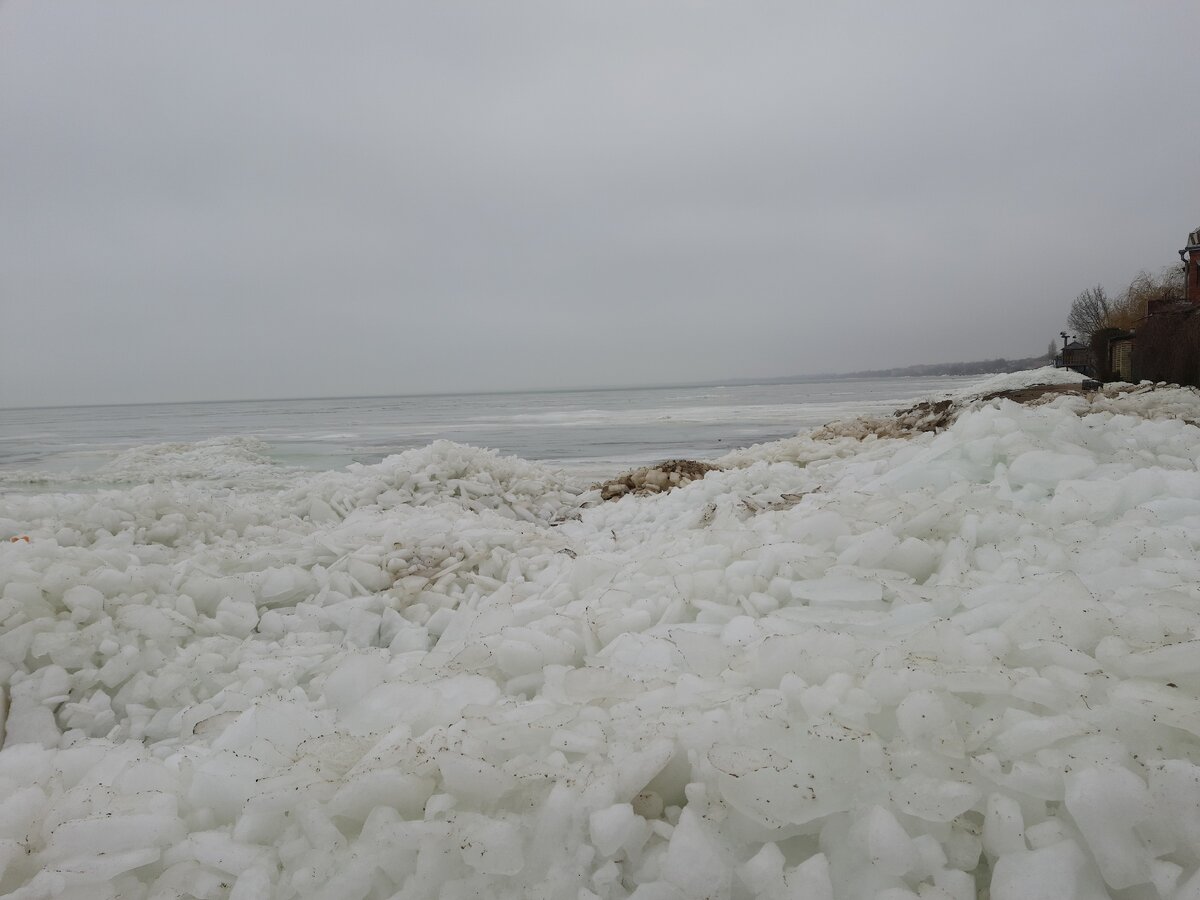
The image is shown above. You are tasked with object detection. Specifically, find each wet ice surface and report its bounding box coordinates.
[2,369,1200,899]
[0,375,985,484]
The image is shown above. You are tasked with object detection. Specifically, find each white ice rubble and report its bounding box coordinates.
[0,369,1199,899]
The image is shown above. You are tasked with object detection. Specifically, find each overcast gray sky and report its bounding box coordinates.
[2,1,1197,407]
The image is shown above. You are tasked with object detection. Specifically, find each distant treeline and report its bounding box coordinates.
[838,354,1053,379]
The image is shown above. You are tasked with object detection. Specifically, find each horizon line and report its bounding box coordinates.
[1,355,1047,413]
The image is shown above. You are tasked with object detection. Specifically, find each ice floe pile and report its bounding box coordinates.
[1,371,1200,899]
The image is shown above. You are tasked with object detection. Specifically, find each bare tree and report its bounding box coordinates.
[1113,266,1186,327]
[1047,340,1057,359]
[1067,285,1111,341]
[1069,268,1184,339]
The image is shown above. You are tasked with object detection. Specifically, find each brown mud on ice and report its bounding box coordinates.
[598,459,720,501]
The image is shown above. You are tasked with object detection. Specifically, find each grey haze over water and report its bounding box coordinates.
[0,376,979,483]
[2,3,1197,409]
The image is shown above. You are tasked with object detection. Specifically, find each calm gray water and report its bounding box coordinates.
[1,376,983,483]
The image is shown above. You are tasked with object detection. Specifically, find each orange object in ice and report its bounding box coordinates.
[9,535,30,543]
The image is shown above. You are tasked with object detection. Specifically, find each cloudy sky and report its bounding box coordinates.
[2,1,1197,407]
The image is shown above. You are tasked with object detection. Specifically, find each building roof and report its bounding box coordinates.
[1147,297,1197,317]
[1063,340,1088,350]
[1181,226,1200,257]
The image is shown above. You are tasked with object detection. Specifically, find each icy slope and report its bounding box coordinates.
[1,385,1200,899]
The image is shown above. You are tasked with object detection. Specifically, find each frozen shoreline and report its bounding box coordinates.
[0,374,990,484]
[2,368,1200,899]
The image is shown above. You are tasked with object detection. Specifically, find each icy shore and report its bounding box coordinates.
[2,369,1200,899]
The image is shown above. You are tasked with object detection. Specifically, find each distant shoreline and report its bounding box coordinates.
[635,354,1055,391]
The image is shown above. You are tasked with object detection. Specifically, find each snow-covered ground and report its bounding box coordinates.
[2,369,1200,899]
